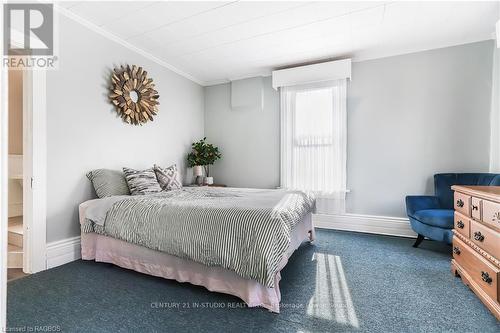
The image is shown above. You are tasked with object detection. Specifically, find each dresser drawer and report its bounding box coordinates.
[454,212,470,238]
[453,236,499,301]
[482,200,500,231]
[471,197,482,221]
[454,192,471,217]
[470,220,500,259]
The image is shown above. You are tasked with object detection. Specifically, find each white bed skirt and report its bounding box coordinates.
[80,213,315,313]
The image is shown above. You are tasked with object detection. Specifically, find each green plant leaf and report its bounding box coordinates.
[186,137,222,168]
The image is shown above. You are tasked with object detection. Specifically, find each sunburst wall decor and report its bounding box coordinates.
[109,65,160,125]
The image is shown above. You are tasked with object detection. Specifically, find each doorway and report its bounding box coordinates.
[1,54,47,329]
[3,66,47,278]
[7,68,25,280]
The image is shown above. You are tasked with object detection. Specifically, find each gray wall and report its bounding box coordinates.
[204,76,280,189]
[490,46,500,172]
[46,16,204,243]
[347,40,493,216]
[204,40,494,218]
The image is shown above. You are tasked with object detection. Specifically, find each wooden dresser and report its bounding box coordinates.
[451,186,500,320]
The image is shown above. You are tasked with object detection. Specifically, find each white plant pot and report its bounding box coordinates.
[205,177,214,185]
[193,165,203,177]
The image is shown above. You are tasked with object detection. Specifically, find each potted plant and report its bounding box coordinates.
[187,137,222,185]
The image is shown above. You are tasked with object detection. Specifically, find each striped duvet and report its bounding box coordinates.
[82,187,315,288]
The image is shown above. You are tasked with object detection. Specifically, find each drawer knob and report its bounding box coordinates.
[456,199,464,208]
[481,271,493,284]
[453,246,461,255]
[494,212,500,223]
[472,205,479,211]
[456,221,464,229]
[473,231,485,242]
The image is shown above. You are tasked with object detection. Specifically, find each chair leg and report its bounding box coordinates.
[413,234,425,248]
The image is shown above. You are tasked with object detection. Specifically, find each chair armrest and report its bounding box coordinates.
[405,195,441,217]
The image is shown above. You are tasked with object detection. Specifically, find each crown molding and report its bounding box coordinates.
[54,4,207,86]
[228,72,270,82]
[203,79,231,87]
[204,72,272,87]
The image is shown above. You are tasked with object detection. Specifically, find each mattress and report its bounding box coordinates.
[79,210,314,313]
[80,187,316,288]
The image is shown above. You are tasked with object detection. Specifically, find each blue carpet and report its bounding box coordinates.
[7,230,500,332]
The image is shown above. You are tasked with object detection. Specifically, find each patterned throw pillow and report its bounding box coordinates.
[154,164,182,191]
[86,169,130,198]
[122,167,162,195]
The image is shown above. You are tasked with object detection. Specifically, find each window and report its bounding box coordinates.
[280,80,347,195]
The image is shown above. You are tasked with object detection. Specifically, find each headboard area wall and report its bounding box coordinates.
[45,15,205,243]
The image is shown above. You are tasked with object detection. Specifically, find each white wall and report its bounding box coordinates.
[46,15,204,243]
[204,40,494,218]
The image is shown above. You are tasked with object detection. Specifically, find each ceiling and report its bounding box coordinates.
[57,1,499,86]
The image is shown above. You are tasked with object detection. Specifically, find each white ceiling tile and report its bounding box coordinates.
[159,13,351,62]
[382,1,422,28]
[63,1,157,27]
[168,2,385,58]
[64,1,499,84]
[350,5,385,29]
[154,1,310,46]
[55,1,80,9]
[125,33,164,55]
[447,1,499,35]
[351,27,381,51]
[175,14,352,65]
[101,1,232,40]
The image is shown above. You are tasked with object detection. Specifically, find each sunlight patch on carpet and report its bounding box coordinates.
[307,252,359,328]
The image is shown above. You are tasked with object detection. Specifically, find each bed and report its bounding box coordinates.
[79,187,315,313]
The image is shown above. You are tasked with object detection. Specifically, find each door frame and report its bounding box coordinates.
[7,31,47,274]
[1,31,9,333]
[22,69,47,274]
[0,30,48,329]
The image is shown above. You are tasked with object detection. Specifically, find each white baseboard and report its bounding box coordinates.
[42,214,414,269]
[46,236,81,269]
[313,213,417,238]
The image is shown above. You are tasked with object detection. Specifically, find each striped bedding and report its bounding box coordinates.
[82,187,315,287]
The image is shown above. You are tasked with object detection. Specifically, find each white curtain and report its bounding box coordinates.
[490,46,500,172]
[280,79,347,213]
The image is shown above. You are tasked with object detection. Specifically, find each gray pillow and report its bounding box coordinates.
[86,169,130,198]
[123,167,162,195]
[154,164,182,191]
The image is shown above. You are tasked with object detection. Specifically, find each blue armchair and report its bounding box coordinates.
[406,173,500,247]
